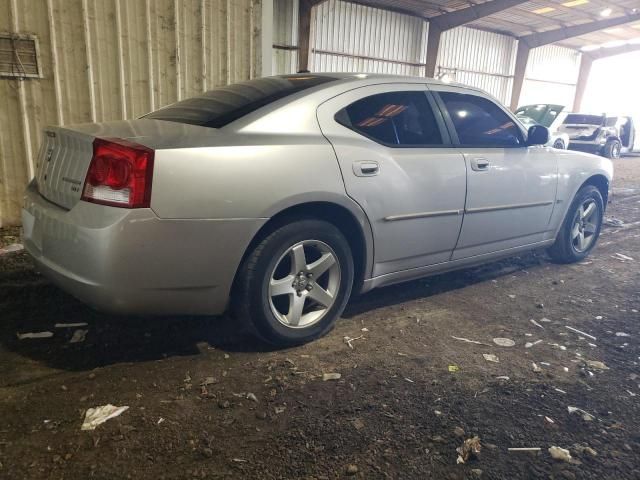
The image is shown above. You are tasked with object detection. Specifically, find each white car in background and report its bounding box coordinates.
[515,104,570,150]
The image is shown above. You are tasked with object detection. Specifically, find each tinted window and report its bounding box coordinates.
[144,75,338,128]
[336,91,443,146]
[564,114,604,126]
[439,92,524,147]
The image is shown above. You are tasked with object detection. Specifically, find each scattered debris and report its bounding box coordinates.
[343,335,364,349]
[232,458,248,463]
[536,303,544,309]
[246,393,258,403]
[452,336,484,345]
[157,418,165,425]
[81,405,129,431]
[361,327,369,332]
[323,373,341,381]
[604,217,625,227]
[404,378,414,383]
[568,406,596,421]
[16,331,53,340]
[549,343,567,351]
[508,294,516,299]
[0,243,24,255]
[434,410,442,416]
[448,365,460,373]
[540,318,552,323]
[530,319,545,329]
[565,326,597,341]
[612,253,634,261]
[54,322,88,328]
[573,444,598,457]
[586,360,609,370]
[346,464,359,476]
[453,426,465,437]
[525,340,543,348]
[616,332,631,337]
[532,362,541,373]
[274,406,286,414]
[456,436,482,464]
[493,337,515,347]
[69,329,88,344]
[544,416,555,424]
[508,447,541,453]
[200,377,216,386]
[482,354,499,363]
[554,388,567,394]
[548,446,572,462]
[218,400,230,409]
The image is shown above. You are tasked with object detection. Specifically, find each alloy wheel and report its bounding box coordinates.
[268,240,341,328]
[571,199,599,253]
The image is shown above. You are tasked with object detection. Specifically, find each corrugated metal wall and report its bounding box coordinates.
[308,0,428,76]
[273,0,298,74]
[0,0,263,227]
[519,44,581,108]
[437,27,517,105]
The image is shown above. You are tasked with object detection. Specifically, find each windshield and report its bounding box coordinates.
[143,75,339,128]
[515,104,563,128]
[564,114,605,126]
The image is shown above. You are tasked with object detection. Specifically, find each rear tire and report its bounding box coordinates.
[233,219,354,346]
[548,185,603,264]
[603,139,621,159]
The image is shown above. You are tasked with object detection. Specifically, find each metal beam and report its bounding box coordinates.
[519,13,640,48]
[573,56,592,112]
[509,41,530,111]
[297,0,326,72]
[586,43,640,60]
[425,0,529,77]
[430,0,530,30]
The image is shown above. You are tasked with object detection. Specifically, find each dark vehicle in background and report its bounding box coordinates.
[559,113,636,159]
[515,104,570,149]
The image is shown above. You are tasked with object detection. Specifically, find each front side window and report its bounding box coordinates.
[336,91,443,146]
[439,92,524,147]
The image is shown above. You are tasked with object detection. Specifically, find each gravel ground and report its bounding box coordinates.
[0,157,639,480]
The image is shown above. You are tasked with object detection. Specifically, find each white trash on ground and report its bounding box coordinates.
[69,329,88,344]
[493,338,515,347]
[482,354,499,363]
[16,331,53,340]
[548,446,573,462]
[81,404,129,431]
[322,373,341,381]
[0,244,24,255]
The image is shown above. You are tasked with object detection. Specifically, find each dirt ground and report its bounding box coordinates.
[1,157,639,480]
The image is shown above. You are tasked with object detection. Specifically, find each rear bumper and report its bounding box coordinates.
[567,141,603,155]
[23,181,265,316]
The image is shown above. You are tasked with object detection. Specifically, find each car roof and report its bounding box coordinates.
[278,72,469,89]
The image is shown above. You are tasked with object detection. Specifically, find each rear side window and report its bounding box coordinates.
[439,92,524,147]
[143,75,338,128]
[336,91,443,146]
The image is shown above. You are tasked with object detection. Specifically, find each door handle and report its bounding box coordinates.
[353,161,380,177]
[470,157,490,171]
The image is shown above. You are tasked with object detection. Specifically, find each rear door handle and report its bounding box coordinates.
[353,161,380,177]
[470,157,490,171]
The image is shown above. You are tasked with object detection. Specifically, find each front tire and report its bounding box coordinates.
[548,185,603,264]
[233,219,354,346]
[603,139,621,159]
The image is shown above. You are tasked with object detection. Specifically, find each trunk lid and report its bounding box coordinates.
[35,119,224,210]
[558,123,600,140]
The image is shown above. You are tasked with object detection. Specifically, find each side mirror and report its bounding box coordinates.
[527,125,550,146]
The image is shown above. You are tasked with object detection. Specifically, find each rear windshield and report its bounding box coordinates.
[564,114,604,126]
[143,75,339,128]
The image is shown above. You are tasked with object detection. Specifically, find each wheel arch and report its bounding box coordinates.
[582,173,610,207]
[232,200,374,297]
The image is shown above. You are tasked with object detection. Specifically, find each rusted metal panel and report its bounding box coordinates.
[308,0,428,76]
[0,0,263,226]
[437,26,517,105]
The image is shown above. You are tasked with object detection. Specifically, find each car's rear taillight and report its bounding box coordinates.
[82,138,154,208]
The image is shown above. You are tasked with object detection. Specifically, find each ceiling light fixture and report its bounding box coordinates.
[600,7,612,16]
[532,6,556,14]
[581,44,601,51]
[562,0,589,7]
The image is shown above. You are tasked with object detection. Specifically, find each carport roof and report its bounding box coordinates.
[354,0,640,50]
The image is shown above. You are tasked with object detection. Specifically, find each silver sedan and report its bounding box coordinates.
[23,74,613,345]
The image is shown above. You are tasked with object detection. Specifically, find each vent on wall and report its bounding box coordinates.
[0,34,41,79]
